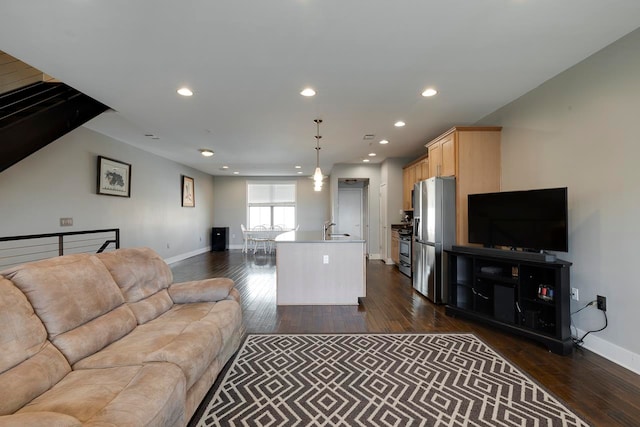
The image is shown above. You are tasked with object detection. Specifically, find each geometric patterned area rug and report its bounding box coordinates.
[193,334,590,427]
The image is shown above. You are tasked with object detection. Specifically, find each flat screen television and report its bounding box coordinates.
[467,187,568,252]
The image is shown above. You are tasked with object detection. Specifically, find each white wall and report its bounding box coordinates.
[211,175,330,249]
[479,27,640,372]
[0,126,215,263]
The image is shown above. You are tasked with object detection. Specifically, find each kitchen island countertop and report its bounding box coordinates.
[275,231,364,243]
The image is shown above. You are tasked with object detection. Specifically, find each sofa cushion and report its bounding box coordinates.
[128,289,175,325]
[74,300,244,389]
[0,278,48,375]
[172,300,242,348]
[17,363,186,427]
[53,305,138,365]
[97,247,175,324]
[0,278,72,415]
[0,343,72,417]
[97,247,173,301]
[1,255,137,365]
[0,412,81,426]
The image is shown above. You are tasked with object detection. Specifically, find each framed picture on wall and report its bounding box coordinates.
[97,156,131,197]
[182,175,195,207]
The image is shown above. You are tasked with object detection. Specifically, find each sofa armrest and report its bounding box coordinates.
[227,287,241,304]
[168,277,235,304]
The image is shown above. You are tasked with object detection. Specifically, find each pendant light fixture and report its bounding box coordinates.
[313,119,323,191]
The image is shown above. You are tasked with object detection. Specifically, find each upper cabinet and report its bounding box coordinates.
[402,155,428,211]
[428,133,455,177]
[425,126,502,245]
[402,126,501,236]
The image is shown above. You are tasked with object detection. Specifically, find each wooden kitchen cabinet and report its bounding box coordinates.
[425,127,502,245]
[402,168,411,211]
[402,155,429,211]
[428,142,442,178]
[421,159,429,179]
[428,133,455,178]
[391,229,400,264]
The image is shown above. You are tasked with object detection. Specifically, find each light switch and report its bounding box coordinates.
[60,217,73,227]
[323,255,329,264]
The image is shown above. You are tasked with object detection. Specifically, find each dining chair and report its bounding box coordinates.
[240,224,251,253]
[268,225,283,252]
[251,225,270,254]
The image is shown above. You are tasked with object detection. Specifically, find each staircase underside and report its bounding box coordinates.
[0,82,109,173]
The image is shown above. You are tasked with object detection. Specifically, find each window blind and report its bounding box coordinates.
[248,182,296,205]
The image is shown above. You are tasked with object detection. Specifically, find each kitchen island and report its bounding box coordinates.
[274,231,366,305]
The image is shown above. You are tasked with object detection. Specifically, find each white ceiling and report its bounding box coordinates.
[1,1,639,177]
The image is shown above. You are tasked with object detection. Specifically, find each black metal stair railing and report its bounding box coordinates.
[0,81,109,173]
[0,228,119,270]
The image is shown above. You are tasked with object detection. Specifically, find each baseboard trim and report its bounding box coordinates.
[165,246,211,265]
[574,327,640,375]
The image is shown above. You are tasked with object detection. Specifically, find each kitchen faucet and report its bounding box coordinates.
[323,221,336,240]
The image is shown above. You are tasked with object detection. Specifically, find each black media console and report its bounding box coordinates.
[445,247,572,355]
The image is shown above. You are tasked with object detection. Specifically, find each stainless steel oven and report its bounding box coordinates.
[398,232,412,277]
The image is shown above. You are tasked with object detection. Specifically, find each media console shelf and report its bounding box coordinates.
[445,247,572,355]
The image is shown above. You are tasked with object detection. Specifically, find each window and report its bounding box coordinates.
[247,181,296,229]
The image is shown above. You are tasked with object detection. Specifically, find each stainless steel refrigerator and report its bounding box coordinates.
[412,177,456,303]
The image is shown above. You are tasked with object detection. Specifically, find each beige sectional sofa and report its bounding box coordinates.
[0,247,244,426]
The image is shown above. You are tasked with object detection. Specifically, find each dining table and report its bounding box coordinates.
[243,227,292,253]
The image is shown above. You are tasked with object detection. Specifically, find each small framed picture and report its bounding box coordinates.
[182,175,195,207]
[97,156,131,197]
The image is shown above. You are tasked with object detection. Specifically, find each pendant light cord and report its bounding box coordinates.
[315,119,322,168]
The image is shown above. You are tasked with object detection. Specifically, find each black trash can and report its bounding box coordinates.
[211,227,229,251]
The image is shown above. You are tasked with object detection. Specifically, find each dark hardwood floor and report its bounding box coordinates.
[172,250,640,426]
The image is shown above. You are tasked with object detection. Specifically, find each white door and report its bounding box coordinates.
[337,188,363,238]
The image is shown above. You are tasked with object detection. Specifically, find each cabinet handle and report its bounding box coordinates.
[472,288,489,300]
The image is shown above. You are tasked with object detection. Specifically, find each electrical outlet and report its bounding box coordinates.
[597,295,607,311]
[571,287,579,301]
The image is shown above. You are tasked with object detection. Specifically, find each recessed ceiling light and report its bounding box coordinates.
[421,88,438,97]
[379,139,389,145]
[177,87,193,96]
[222,165,229,169]
[233,171,240,175]
[394,121,406,127]
[368,153,376,157]
[363,159,370,163]
[295,165,302,169]
[199,149,214,157]
[300,88,316,97]
[297,171,303,174]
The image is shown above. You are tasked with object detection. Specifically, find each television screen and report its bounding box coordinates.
[468,187,568,252]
